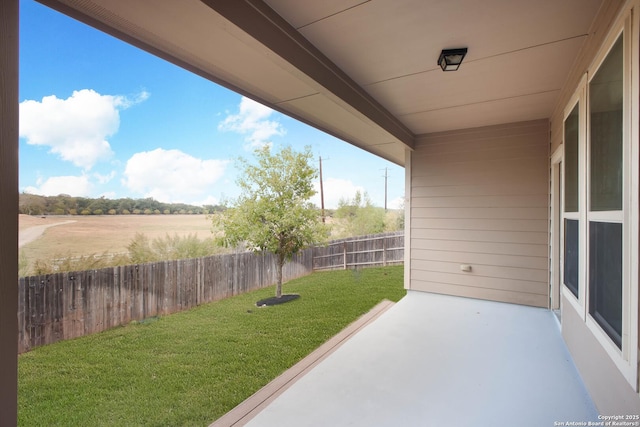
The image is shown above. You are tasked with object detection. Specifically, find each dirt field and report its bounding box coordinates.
[19,214,214,262]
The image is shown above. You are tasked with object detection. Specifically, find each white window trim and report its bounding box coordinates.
[632,2,640,394]
[562,77,587,318]
[551,144,563,312]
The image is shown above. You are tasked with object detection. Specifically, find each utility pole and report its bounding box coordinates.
[382,167,388,212]
[319,156,326,223]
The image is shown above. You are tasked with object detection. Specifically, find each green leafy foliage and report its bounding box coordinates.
[18,251,29,277]
[127,232,222,264]
[334,190,387,237]
[212,145,328,297]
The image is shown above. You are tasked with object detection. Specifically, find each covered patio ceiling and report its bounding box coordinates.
[37,0,604,166]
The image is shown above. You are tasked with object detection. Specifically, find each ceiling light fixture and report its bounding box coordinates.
[438,48,468,71]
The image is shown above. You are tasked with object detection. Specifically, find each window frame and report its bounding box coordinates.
[562,80,587,317]
[586,31,625,350]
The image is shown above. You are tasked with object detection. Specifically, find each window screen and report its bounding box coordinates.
[589,221,622,348]
[564,104,579,212]
[564,219,579,298]
[589,36,623,212]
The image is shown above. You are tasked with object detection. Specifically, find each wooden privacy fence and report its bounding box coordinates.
[17,249,313,353]
[312,231,404,271]
[17,231,405,353]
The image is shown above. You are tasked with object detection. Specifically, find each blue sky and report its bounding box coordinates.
[18,0,404,210]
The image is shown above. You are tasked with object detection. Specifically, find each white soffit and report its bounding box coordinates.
[69,0,314,104]
[403,92,559,134]
[368,36,587,134]
[261,0,368,30]
[267,0,603,135]
[280,94,406,161]
[271,0,601,85]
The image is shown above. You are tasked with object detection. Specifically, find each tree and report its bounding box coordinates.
[213,145,327,298]
[334,190,386,237]
[19,193,45,215]
[87,196,108,213]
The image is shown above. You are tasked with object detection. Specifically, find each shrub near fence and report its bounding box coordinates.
[17,250,313,353]
[17,232,405,353]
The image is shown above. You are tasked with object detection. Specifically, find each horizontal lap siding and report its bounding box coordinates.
[410,120,550,307]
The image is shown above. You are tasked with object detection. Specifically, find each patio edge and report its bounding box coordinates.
[209,299,396,427]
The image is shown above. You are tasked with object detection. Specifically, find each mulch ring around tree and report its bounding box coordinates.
[256,294,300,307]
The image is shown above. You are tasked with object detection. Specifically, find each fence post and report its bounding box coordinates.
[383,235,387,267]
[343,242,347,270]
[196,257,202,305]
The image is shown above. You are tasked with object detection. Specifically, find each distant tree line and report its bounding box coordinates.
[19,193,225,216]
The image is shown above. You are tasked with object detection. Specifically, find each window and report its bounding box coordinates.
[589,36,623,212]
[560,10,638,386]
[589,221,622,348]
[564,219,579,298]
[587,34,624,349]
[589,221,623,347]
[564,104,580,213]
[563,97,582,305]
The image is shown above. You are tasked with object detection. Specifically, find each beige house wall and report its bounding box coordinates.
[563,296,640,414]
[408,120,550,308]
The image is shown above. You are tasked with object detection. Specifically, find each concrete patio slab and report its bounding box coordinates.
[210,299,396,427]
[216,291,599,427]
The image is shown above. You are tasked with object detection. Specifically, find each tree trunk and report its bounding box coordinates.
[276,253,284,298]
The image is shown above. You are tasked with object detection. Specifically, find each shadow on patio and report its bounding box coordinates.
[212,291,598,427]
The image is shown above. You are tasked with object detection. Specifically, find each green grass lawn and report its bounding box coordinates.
[19,266,405,426]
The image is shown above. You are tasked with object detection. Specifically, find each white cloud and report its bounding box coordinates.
[19,89,148,170]
[388,196,405,210]
[218,97,285,150]
[198,195,222,207]
[312,178,365,210]
[120,90,150,108]
[100,191,117,200]
[122,148,228,204]
[94,171,116,184]
[24,175,93,197]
